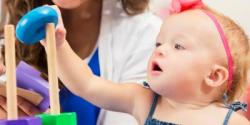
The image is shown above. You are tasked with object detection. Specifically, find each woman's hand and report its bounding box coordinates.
[0,95,42,119]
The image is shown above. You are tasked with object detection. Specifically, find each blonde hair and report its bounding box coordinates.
[209,10,250,103]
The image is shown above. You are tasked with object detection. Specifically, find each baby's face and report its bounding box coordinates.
[147,10,227,98]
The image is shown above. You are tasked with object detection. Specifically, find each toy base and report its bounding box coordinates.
[37,112,76,125]
[0,117,41,125]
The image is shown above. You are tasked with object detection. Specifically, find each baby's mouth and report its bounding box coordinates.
[152,62,163,72]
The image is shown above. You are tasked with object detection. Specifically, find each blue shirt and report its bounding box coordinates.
[60,48,101,125]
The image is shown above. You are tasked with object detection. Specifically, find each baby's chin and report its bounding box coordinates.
[146,81,171,95]
[149,80,188,96]
[150,87,173,97]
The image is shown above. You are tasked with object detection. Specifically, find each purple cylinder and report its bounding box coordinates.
[16,61,49,111]
[0,117,41,125]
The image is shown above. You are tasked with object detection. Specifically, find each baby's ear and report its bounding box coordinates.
[204,64,228,87]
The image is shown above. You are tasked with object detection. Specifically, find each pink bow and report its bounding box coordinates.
[157,0,204,19]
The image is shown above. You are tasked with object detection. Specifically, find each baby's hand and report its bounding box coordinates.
[40,5,67,48]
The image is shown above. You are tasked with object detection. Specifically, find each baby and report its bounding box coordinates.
[45,0,250,124]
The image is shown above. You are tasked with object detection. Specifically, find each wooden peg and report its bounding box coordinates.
[4,25,17,120]
[46,23,60,114]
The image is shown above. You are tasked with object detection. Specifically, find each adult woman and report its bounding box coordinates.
[0,0,162,125]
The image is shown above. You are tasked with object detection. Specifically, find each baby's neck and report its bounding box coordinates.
[158,95,218,110]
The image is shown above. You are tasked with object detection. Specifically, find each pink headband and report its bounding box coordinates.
[157,0,234,90]
[202,11,234,90]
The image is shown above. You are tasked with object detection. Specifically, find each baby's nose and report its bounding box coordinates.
[154,46,166,57]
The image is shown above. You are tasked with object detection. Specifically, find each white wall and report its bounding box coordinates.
[150,0,170,12]
[204,0,250,36]
[150,0,250,36]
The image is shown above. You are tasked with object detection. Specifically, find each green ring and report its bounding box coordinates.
[36,112,77,125]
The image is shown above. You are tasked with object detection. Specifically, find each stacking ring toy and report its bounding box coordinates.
[16,6,58,44]
[16,61,50,112]
[15,6,77,125]
[0,117,42,125]
[37,113,77,125]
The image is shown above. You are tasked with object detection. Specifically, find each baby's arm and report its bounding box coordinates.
[44,6,152,120]
[56,40,151,116]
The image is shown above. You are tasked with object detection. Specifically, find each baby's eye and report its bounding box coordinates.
[174,43,185,50]
[156,42,162,47]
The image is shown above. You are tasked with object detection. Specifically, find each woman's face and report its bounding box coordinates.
[52,0,88,9]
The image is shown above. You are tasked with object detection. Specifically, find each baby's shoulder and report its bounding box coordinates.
[201,104,249,124]
[212,105,250,125]
[228,112,250,125]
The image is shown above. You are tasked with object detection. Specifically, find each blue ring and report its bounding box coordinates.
[16,6,58,45]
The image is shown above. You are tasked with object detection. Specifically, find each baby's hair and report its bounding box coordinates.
[206,8,250,103]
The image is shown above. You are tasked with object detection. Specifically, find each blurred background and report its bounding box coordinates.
[1,0,250,35]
